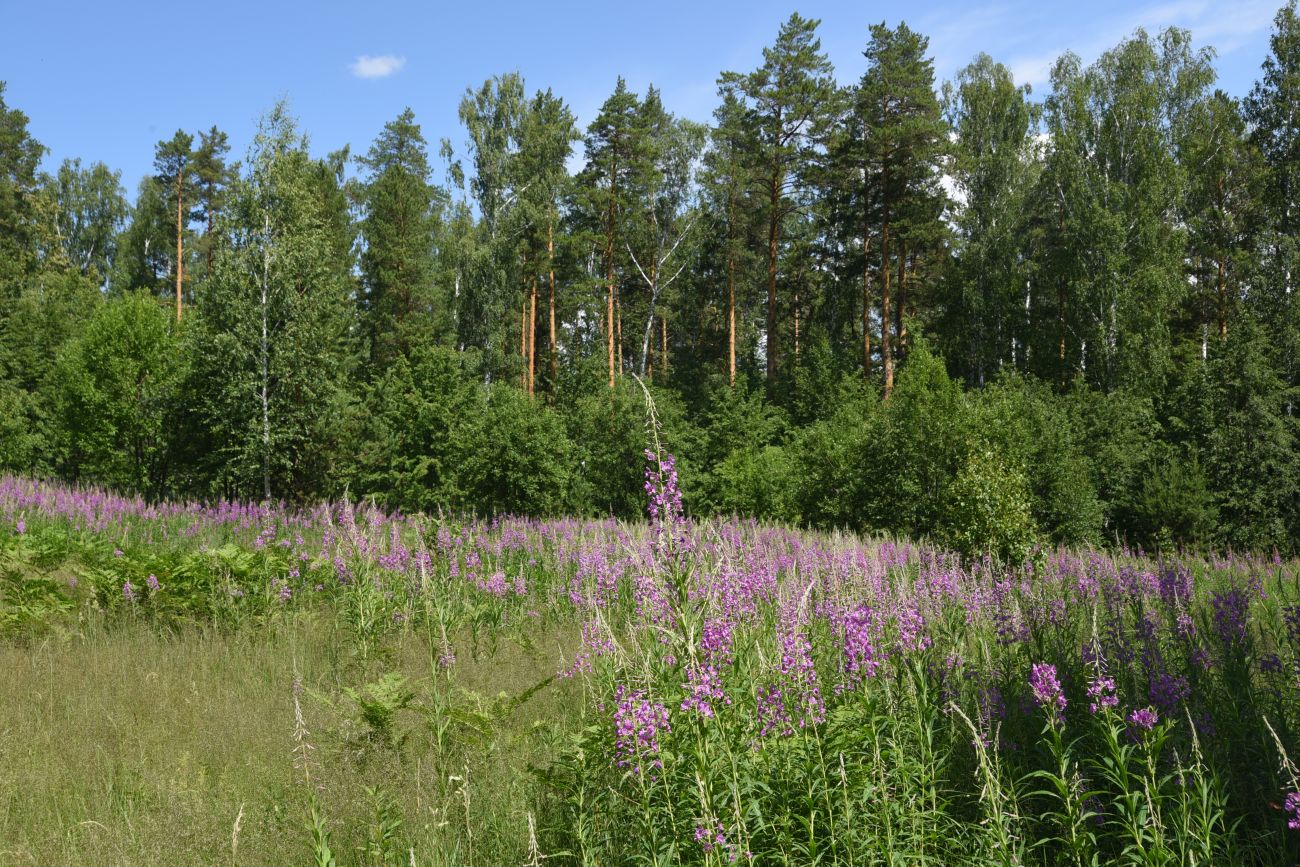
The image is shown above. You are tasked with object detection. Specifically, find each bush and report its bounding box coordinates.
[714,445,796,522]
[460,385,574,516]
[940,447,1039,562]
[52,293,184,498]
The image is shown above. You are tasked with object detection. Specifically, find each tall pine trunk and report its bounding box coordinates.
[528,273,537,395]
[766,172,780,383]
[881,221,894,398]
[548,220,558,388]
[175,173,185,322]
[727,239,736,388]
[862,232,872,378]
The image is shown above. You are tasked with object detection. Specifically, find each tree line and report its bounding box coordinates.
[1,6,1298,554]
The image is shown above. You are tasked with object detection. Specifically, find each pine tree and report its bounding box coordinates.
[856,22,949,397]
[191,126,235,280]
[579,78,641,388]
[154,130,196,321]
[516,88,577,394]
[719,13,835,387]
[705,91,760,387]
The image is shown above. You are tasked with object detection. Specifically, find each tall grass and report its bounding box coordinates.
[2,472,1299,864]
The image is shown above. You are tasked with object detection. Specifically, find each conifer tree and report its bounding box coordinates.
[580,77,641,388]
[154,130,196,321]
[856,22,949,397]
[358,108,441,369]
[719,14,835,387]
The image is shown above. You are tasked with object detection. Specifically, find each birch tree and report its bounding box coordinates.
[193,103,355,500]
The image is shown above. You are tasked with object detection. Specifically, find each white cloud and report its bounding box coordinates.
[349,54,406,80]
[1005,0,1276,90]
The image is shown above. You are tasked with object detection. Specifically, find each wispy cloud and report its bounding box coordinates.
[1005,0,1277,89]
[349,54,406,80]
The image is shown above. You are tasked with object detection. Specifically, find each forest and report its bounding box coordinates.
[1,5,1298,557]
[7,6,1300,864]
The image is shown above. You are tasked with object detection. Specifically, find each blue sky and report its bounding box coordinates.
[1,0,1286,196]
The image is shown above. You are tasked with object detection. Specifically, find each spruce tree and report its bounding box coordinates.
[359,108,442,370]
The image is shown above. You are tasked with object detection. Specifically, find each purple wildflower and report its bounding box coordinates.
[1128,707,1158,731]
[146,574,160,592]
[612,686,671,772]
[14,518,24,535]
[1086,676,1118,714]
[694,823,739,860]
[1149,671,1190,715]
[840,604,880,691]
[681,662,729,719]
[1211,588,1249,646]
[894,606,932,654]
[122,580,136,603]
[1284,606,1300,647]
[1029,663,1067,715]
[1286,792,1300,830]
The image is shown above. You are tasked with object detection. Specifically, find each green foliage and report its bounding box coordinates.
[0,379,41,472]
[2,12,1300,551]
[358,108,444,366]
[349,345,476,512]
[53,293,184,497]
[188,102,357,501]
[714,445,796,521]
[939,448,1039,563]
[460,385,573,516]
[972,374,1103,546]
[1132,449,1219,550]
[867,342,969,536]
[344,673,416,749]
[563,380,657,518]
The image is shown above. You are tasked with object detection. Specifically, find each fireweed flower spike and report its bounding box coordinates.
[1086,676,1118,714]
[1029,663,1066,716]
[1128,707,1158,731]
[1286,792,1300,831]
[612,686,671,774]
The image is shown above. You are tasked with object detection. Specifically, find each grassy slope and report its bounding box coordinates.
[0,614,580,865]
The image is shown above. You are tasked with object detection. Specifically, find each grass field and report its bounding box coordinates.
[3,469,1300,865]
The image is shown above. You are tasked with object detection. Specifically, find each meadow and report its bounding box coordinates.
[2,456,1299,866]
